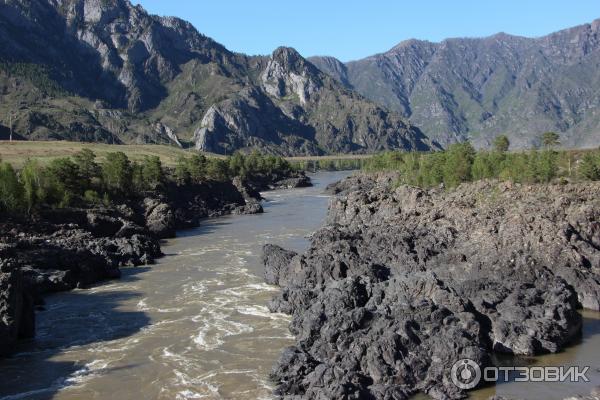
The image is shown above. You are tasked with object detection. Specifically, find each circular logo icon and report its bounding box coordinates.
[450,358,481,389]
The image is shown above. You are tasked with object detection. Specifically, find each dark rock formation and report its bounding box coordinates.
[244,170,312,192]
[0,262,34,356]
[264,175,600,399]
[143,199,177,239]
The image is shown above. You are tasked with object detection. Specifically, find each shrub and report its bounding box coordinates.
[83,189,102,205]
[579,153,600,180]
[174,156,191,185]
[442,142,476,188]
[0,162,24,214]
[493,135,510,152]
[541,132,560,148]
[141,156,164,189]
[20,159,44,213]
[73,148,100,185]
[102,152,132,196]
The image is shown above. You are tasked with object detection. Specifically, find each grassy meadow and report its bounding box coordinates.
[0,141,205,167]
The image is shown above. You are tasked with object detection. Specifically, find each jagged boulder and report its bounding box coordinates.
[143,198,177,239]
[264,175,600,399]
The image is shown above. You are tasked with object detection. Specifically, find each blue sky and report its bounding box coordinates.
[132,0,600,62]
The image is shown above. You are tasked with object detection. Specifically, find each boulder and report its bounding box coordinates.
[144,199,177,239]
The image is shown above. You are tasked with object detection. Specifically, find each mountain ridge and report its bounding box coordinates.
[0,0,432,155]
[310,18,600,149]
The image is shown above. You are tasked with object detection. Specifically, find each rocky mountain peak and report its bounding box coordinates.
[68,0,132,25]
[261,46,322,105]
[270,46,309,71]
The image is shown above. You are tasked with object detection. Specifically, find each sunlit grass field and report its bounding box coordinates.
[0,141,209,167]
[0,141,375,168]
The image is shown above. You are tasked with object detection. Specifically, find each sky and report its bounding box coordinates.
[132,0,600,62]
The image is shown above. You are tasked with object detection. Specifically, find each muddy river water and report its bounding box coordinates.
[0,171,598,400]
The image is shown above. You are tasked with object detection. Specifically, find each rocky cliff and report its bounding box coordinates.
[263,175,600,399]
[0,0,432,154]
[310,19,600,149]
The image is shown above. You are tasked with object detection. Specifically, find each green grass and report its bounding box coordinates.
[0,141,217,168]
[0,141,375,169]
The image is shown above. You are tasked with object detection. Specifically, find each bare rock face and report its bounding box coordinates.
[264,176,600,399]
[261,47,321,105]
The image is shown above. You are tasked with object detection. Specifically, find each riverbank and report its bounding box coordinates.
[263,173,600,399]
[0,171,311,357]
[0,171,348,400]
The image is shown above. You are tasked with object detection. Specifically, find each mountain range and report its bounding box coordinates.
[310,19,600,149]
[0,0,431,155]
[1,0,599,154]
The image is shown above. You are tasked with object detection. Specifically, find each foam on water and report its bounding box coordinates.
[235,305,290,321]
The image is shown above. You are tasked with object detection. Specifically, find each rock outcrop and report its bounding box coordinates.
[0,262,34,356]
[264,175,600,399]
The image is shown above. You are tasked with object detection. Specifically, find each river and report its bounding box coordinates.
[0,170,598,400]
[0,171,348,400]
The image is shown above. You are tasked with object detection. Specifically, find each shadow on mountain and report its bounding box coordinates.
[0,284,150,400]
[0,124,25,141]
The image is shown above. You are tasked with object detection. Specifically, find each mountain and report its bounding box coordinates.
[0,0,431,155]
[310,20,600,149]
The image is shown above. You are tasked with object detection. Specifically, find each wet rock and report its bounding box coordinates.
[264,175,600,399]
[243,171,313,192]
[232,177,264,215]
[273,175,312,190]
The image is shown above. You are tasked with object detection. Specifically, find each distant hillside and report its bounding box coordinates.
[310,20,600,149]
[0,0,432,155]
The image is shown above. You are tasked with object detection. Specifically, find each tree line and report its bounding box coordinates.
[363,134,600,188]
[0,149,293,216]
[289,158,366,172]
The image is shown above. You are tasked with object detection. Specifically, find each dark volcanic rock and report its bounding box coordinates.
[244,171,313,192]
[271,175,312,190]
[143,198,177,239]
[262,244,298,286]
[0,262,34,356]
[264,175,600,399]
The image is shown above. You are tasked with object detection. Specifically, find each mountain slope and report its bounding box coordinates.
[0,0,431,155]
[310,20,600,149]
